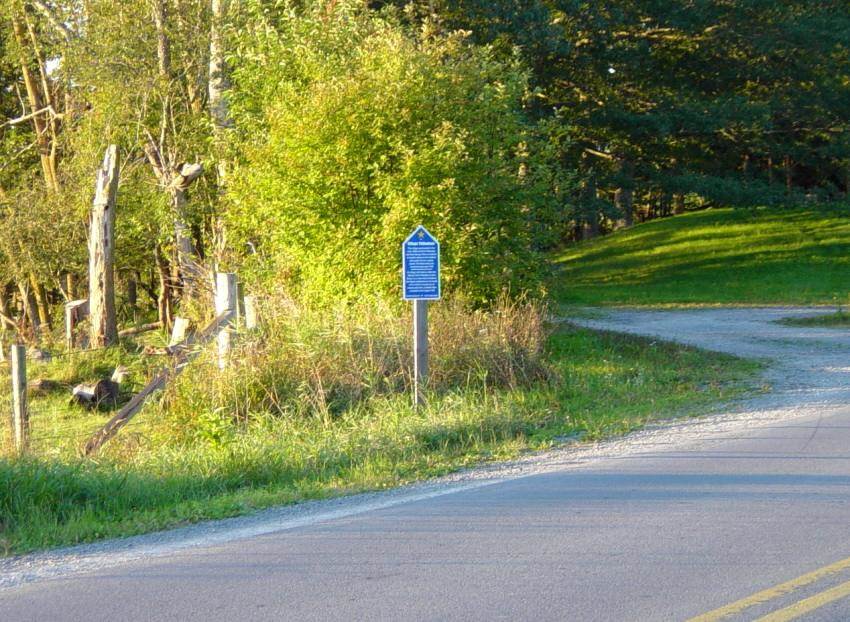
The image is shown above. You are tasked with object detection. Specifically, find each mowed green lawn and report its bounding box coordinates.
[555,206,850,306]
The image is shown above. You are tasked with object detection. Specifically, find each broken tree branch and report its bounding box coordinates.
[84,311,233,455]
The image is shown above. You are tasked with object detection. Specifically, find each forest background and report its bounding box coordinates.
[2,0,848,322]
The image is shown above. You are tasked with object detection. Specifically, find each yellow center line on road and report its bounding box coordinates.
[688,554,850,621]
[755,578,850,622]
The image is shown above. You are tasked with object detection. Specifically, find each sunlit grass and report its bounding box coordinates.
[555,206,850,306]
[0,337,165,458]
[0,325,759,555]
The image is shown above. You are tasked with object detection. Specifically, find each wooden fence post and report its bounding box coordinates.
[11,344,28,453]
[65,299,89,349]
[89,145,120,348]
[169,317,190,347]
[244,295,258,330]
[215,273,237,370]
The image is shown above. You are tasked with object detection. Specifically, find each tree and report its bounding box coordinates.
[226,2,561,303]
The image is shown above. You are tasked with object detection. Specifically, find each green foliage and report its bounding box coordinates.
[226,3,560,303]
[420,1,850,227]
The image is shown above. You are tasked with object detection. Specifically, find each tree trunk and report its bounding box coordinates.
[30,275,51,329]
[673,193,686,215]
[209,0,232,269]
[152,0,171,79]
[89,145,120,348]
[209,0,231,140]
[23,9,60,191]
[0,283,13,334]
[126,274,138,313]
[65,272,77,300]
[168,166,204,296]
[660,192,672,217]
[581,215,599,240]
[845,161,850,198]
[155,244,174,331]
[172,187,194,278]
[614,186,634,228]
[10,11,59,193]
[18,281,40,338]
[613,160,634,228]
[645,191,657,221]
[784,155,793,194]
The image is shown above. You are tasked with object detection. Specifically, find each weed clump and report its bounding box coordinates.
[159,296,553,441]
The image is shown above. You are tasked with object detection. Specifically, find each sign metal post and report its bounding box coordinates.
[402,226,441,407]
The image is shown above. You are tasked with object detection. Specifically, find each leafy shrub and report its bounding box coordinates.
[226,1,560,304]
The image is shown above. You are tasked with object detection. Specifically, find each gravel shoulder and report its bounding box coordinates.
[1,305,842,592]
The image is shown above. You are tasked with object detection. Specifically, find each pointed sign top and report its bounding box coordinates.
[404,225,437,245]
[402,225,441,300]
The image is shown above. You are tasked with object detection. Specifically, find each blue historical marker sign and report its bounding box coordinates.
[402,225,441,300]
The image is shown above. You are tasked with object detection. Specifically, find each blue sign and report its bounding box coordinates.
[402,225,441,300]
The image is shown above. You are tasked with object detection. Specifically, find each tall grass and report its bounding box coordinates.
[157,295,552,442]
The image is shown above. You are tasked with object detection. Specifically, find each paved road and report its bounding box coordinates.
[4,307,850,621]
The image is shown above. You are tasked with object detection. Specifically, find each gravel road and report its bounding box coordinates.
[575,306,848,412]
[2,306,850,621]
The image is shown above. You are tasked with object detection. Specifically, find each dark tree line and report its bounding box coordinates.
[387,0,850,236]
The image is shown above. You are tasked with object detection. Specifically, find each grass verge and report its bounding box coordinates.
[0,320,760,556]
[778,312,850,328]
[555,205,850,306]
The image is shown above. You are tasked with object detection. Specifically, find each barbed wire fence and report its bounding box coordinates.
[1,272,253,459]
[0,345,130,458]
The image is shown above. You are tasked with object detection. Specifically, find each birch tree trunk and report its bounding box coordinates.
[89,145,120,348]
[209,0,232,268]
[10,11,59,193]
[209,0,231,140]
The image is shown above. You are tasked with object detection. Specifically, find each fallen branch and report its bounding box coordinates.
[1,105,62,128]
[84,311,232,455]
[118,321,163,337]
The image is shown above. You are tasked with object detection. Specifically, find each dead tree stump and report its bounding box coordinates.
[89,145,120,348]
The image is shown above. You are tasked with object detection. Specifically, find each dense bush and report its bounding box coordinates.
[226,3,560,304]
